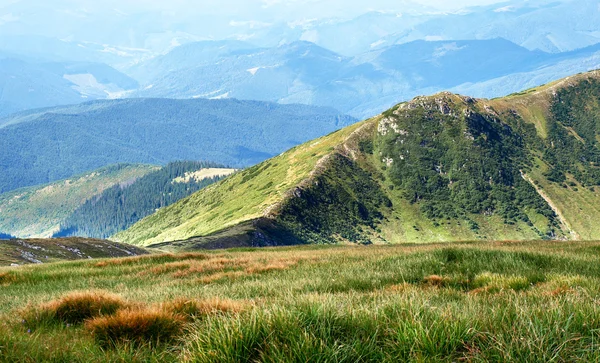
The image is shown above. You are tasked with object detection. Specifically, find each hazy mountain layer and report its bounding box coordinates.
[0,98,355,193]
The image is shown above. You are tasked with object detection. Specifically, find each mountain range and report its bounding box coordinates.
[128,38,600,118]
[0,98,354,193]
[1,0,599,57]
[116,71,600,248]
[1,1,600,119]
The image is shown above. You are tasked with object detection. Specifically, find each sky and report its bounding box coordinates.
[0,0,510,18]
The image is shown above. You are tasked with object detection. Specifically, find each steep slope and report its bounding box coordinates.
[117,70,600,248]
[0,164,158,238]
[54,161,235,239]
[0,238,148,266]
[0,98,355,193]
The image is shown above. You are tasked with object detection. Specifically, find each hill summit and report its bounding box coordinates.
[116,71,600,249]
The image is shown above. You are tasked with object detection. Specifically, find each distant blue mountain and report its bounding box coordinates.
[0,55,138,117]
[0,98,356,193]
[129,38,600,118]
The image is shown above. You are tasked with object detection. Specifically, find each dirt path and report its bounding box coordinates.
[521,171,580,240]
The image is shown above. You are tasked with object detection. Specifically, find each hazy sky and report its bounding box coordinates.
[1,0,510,17]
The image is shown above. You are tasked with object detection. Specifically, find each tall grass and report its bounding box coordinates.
[1,241,600,361]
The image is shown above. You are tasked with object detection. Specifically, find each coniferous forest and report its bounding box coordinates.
[54,161,229,239]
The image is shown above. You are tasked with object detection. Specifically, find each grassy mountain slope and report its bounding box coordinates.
[115,122,367,246]
[118,71,600,248]
[55,162,235,239]
[0,98,355,193]
[0,164,158,238]
[0,238,148,266]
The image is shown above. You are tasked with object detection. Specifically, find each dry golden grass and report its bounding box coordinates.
[22,290,126,327]
[422,274,450,287]
[95,253,210,267]
[85,308,184,347]
[0,271,18,285]
[196,271,246,284]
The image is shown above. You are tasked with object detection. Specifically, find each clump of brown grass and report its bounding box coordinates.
[22,291,126,328]
[85,308,184,347]
[141,261,192,276]
[385,282,412,292]
[163,298,249,321]
[544,285,575,297]
[422,275,449,287]
[0,271,18,285]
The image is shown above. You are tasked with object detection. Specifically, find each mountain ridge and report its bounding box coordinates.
[116,70,600,248]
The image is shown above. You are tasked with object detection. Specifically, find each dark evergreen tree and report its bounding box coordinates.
[54,161,230,238]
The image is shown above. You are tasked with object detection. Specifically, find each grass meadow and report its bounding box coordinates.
[2,241,600,362]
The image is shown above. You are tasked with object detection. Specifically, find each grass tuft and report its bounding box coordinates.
[22,291,125,328]
[0,271,19,285]
[85,308,184,348]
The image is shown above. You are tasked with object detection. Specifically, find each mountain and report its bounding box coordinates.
[132,41,350,102]
[3,0,599,59]
[125,40,257,84]
[381,0,600,54]
[0,56,139,117]
[0,98,355,193]
[0,164,157,238]
[129,39,600,119]
[54,161,235,239]
[0,238,148,266]
[116,70,600,248]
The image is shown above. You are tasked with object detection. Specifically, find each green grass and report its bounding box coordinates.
[0,164,158,238]
[2,241,600,361]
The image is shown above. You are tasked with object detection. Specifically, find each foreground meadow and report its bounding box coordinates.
[1,241,600,362]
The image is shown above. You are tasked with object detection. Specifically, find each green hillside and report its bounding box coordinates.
[117,71,600,248]
[0,164,158,238]
[55,162,235,239]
